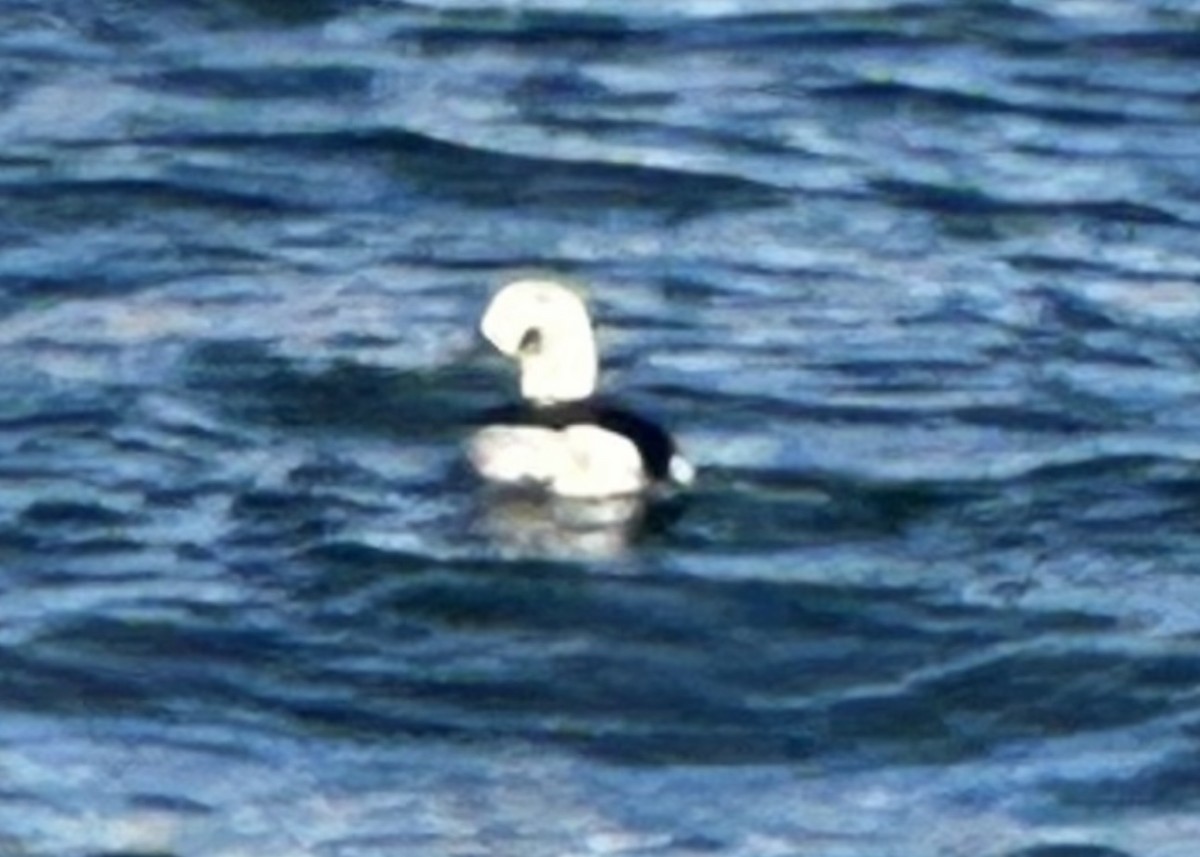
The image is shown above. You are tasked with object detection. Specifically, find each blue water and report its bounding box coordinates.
[3,1,1200,855]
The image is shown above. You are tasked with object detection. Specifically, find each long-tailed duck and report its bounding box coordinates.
[467,278,694,499]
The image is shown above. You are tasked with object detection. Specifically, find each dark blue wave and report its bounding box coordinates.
[871,177,1187,225]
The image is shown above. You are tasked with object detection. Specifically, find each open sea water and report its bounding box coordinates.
[3,1,1200,855]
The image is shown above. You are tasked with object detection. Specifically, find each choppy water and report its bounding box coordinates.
[3,1,1200,855]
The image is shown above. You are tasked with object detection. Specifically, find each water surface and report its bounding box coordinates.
[2,1,1200,855]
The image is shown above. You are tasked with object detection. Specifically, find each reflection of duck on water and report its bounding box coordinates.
[467,278,694,501]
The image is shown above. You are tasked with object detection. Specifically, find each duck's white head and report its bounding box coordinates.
[480,278,598,405]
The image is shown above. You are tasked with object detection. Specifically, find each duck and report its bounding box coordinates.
[467,278,694,499]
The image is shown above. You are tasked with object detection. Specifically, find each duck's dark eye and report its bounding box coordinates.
[518,327,542,355]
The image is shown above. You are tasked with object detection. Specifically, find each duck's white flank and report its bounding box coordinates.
[479,279,598,405]
[468,424,645,498]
